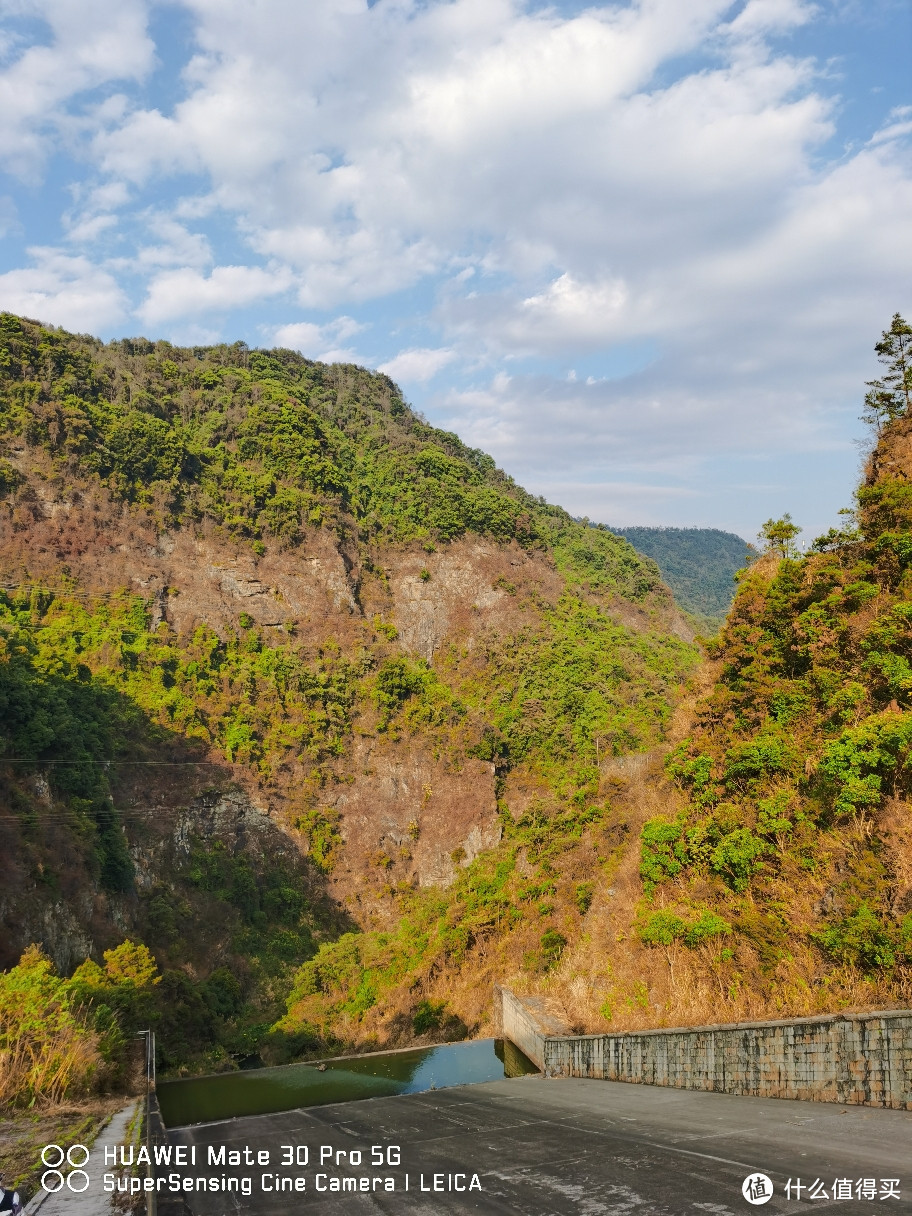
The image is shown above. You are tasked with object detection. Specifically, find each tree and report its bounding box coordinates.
[861,313,912,431]
[759,514,801,558]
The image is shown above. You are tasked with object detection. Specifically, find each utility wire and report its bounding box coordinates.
[0,582,157,601]
[0,758,219,765]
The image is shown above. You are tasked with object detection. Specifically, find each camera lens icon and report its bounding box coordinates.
[41,1144,90,1193]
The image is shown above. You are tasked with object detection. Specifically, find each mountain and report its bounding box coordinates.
[0,312,698,1071]
[4,308,910,1087]
[611,526,756,632]
[286,320,912,1045]
[606,419,912,1023]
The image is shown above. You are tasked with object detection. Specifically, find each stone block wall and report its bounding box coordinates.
[494,988,912,1109]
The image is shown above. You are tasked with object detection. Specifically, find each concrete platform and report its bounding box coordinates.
[166,1075,912,1214]
[25,1101,140,1215]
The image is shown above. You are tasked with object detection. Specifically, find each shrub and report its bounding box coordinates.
[640,818,688,892]
[665,745,720,806]
[638,908,730,949]
[638,910,686,946]
[814,904,902,971]
[574,882,594,914]
[819,712,912,817]
[709,828,769,892]
[540,929,567,969]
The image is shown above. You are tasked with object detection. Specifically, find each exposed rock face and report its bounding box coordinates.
[865,414,912,485]
[0,763,321,971]
[387,543,561,661]
[2,447,688,649]
[0,890,96,975]
[0,450,690,965]
[328,741,500,899]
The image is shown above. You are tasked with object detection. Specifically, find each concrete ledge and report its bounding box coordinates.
[494,987,912,1110]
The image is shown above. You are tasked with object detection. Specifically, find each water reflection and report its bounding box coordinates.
[157,1038,538,1127]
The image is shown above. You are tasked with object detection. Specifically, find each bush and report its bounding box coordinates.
[819,712,912,817]
[412,999,446,1036]
[814,904,907,971]
[709,828,769,892]
[540,929,567,969]
[638,908,730,949]
[640,819,688,892]
[574,882,594,914]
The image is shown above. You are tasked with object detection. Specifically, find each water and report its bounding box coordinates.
[157,1038,538,1128]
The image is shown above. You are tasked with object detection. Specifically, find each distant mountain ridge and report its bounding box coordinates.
[610,526,756,629]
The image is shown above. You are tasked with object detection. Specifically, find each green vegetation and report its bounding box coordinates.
[638,908,730,949]
[0,312,666,598]
[0,312,698,1074]
[0,945,106,1107]
[449,594,692,771]
[861,312,912,429]
[612,526,755,629]
[758,514,802,559]
[636,315,912,999]
[0,938,275,1105]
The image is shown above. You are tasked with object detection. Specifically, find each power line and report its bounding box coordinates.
[0,758,218,765]
[0,806,279,824]
[0,581,156,602]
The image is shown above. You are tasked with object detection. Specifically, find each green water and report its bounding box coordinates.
[157,1038,537,1127]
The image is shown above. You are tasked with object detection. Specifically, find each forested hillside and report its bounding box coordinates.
[611,526,755,631]
[0,312,696,1078]
[518,315,912,1033]
[7,308,908,1090]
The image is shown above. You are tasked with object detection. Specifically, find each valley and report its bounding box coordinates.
[1,309,910,1112]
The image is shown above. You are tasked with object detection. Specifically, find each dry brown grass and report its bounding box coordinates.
[0,1017,103,1109]
[0,1097,125,1197]
[532,743,912,1035]
[0,946,106,1109]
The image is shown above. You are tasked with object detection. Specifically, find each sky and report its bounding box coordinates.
[0,0,909,542]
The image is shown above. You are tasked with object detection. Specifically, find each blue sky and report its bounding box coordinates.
[0,0,909,541]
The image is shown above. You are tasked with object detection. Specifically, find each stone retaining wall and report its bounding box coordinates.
[494,987,912,1109]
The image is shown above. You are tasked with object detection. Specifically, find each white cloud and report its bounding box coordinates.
[64,212,118,243]
[272,315,366,363]
[0,0,909,532]
[133,216,212,270]
[138,264,292,326]
[0,247,128,330]
[726,0,818,39]
[0,0,155,180]
[378,347,455,384]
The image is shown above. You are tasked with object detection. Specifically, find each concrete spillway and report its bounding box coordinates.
[495,986,912,1109]
[161,1073,911,1213]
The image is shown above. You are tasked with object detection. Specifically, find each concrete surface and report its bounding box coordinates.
[25,1101,139,1215]
[165,1075,912,1215]
[496,987,912,1109]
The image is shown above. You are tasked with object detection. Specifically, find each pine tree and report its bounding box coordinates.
[861,313,912,430]
[759,514,801,558]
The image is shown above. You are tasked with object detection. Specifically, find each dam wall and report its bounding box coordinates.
[494,987,912,1109]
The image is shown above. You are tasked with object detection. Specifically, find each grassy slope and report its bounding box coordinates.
[0,313,698,1071]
